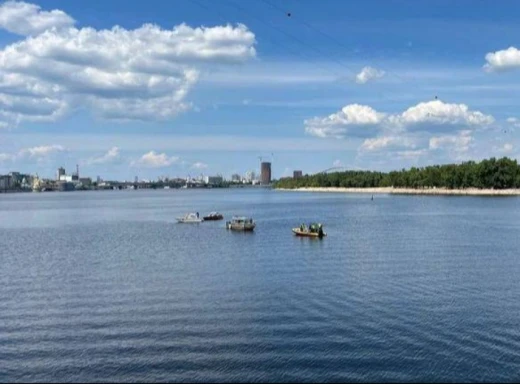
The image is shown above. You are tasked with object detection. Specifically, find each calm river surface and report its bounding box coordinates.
[1,189,520,382]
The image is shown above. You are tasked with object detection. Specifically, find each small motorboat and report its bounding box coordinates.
[203,212,224,221]
[176,212,203,223]
[292,223,326,238]
[226,216,255,231]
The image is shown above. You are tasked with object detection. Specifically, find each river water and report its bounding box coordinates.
[1,189,520,382]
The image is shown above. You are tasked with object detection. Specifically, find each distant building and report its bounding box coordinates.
[293,170,303,179]
[72,164,79,181]
[79,177,92,186]
[56,167,65,181]
[261,162,271,185]
[206,175,223,185]
[9,172,21,182]
[0,175,13,190]
[96,176,101,184]
[21,176,32,190]
[231,173,241,183]
[59,175,74,182]
[244,171,256,183]
[57,181,75,191]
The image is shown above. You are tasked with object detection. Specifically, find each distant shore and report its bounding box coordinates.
[276,187,520,196]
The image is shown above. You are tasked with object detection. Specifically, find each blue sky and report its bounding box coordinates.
[1,0,520,180]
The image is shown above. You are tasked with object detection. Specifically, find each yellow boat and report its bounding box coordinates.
[292,223,326,238]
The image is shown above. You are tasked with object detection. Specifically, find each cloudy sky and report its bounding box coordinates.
[0,0,519,180]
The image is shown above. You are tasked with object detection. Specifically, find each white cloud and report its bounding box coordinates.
[332,159,342,167]
[355,66,385,84]
[0,2,256,126]
[360,136,417,152]
[19,144,65,158]
[0,144,65,163]
[393,100,494,129]
[507,117,520,128]
[305,104,385,138]
[396,149,428,159]
[191,161,208,169]
[131,151,180,168]
[0,1,75,36]
[1,132,360,152]
[306,99,494,139]
[484,46,520,72]
[86,146,120,165]
[0,153,15,162]
[429,130,473,153]
[494,143,514,154]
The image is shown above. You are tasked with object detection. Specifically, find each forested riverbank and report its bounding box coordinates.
[274,157,520,191]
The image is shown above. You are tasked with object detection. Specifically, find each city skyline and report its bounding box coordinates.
[1,1,520,179]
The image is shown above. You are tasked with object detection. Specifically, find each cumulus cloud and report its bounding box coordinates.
[507,117,520,129]
[396,149,428,159]
[191,161,208,169]
[429,130,473,153]
[393,100,494,130]
[0,152,15,162]
[19,144,65,158]
[0,144,65,163]
[305,104,385,138]
[131,151,180,168]
[0,2,256,126]
[355,66,385,84]
[484,46,520,72]
[494,143,514,154]
[305,99,494,139]
[0,1,75,36]
[86,146,120,165]
[360,136,418,152]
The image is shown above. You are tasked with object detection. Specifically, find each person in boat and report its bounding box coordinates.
[196,212,199,218]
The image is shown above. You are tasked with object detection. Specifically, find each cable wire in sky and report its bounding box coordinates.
[258,0,407,83]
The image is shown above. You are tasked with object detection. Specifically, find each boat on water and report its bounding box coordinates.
[292,223,326,238]
[226,216,255,231]
[203,212,224,221]
[176,212,203,223]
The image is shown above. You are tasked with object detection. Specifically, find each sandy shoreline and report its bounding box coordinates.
[276,187,520,196]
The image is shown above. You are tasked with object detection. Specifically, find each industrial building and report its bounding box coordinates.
[56,167,65,180]
[261,162,272,185]
[203,175,224,185]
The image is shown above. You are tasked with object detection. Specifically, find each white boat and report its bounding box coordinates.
[176,213,203,223]
[226,216,255,231]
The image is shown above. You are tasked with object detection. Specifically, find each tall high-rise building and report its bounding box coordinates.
[56,167,65,181]
[293,170,303,179]
[261,162,271,185]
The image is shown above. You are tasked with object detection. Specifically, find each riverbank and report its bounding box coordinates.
[276,187,520,196]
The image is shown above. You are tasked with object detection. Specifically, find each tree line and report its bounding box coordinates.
[274,157,520,190]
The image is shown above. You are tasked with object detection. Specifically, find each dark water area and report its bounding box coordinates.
[1,189,520,382]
